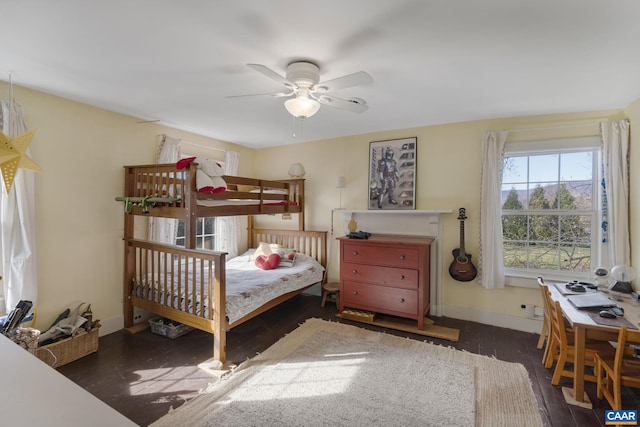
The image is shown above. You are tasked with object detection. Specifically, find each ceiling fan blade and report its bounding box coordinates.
[225,91,292,99]
[247,64,294,88]
[315,94,369,113]
[316,71,373,92]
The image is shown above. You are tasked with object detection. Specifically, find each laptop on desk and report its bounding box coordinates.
[567,292,617,310]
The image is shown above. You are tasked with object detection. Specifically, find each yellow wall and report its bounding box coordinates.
[0,82,254,333]
[625,98,640,278]
[2,79,635,334]
[252,109,627,329]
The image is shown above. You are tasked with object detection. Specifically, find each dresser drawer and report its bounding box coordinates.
[342,242,419,269]
[341,262,418,289]
[343,281,418,317]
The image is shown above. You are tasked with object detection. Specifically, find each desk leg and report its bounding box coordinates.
[561,325,592,408]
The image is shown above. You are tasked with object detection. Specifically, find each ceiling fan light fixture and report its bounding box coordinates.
[284,96,320,118]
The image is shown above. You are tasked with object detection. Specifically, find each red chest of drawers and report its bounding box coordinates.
[338,234,433,330]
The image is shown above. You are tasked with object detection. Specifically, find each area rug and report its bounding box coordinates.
[151,318,542,427]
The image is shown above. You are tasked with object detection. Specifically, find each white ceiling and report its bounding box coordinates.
[2,1,640,149]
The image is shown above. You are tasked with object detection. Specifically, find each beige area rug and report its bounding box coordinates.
[151,318,542,427]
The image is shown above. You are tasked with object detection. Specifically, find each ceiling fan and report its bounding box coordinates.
[227,61,373,118]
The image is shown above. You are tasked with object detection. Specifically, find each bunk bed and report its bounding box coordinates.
[118,163,326,366]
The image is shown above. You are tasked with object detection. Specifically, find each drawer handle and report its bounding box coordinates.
[352,251,359,256]
[400,298,405,303]
[400,275,405,280]
[353,291,358,295]
[352,270,358,275]
[399,255,405,260]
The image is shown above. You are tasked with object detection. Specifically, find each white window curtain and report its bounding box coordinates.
[215,150,240,257]
[148,134,181,243]
[599,120,630,268]
[0,100,38,313]
[478,130,508,289]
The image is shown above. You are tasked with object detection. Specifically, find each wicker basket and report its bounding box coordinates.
[149,317,193,339]
[36,326,100,368]
[9,327,40,354]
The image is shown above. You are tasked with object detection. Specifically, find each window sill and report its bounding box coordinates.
[505,270,591,289]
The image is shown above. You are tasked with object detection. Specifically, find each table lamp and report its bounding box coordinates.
[609,265,635,294]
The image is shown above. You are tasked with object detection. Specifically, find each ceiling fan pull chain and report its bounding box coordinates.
[292,116,306,139]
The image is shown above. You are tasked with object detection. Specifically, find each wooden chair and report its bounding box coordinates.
[536,277,552,364]
[539,280,575,369]
[595,325,640,410]
[548,298,615,385]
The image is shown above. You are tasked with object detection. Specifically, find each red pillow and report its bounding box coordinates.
[254,253,281,270]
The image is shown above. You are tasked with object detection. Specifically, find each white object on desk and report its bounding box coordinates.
[0,334,136,427]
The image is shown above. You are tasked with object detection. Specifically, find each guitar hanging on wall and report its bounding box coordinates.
[449,208,477,282]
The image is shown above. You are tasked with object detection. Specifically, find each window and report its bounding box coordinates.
[501,137,601,280]
[175,217,217,249]
[174,153,223,250]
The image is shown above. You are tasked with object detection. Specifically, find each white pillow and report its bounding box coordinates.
[251,242,280,260]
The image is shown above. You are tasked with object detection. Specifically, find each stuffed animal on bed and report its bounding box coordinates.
[176,156,227,194]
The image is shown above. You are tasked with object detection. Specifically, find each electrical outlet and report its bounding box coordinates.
[133,308,152,323]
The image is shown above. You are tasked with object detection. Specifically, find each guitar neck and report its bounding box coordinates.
[459,220,466,254]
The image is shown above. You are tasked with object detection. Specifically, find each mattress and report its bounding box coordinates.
[196,199,296,207]
[134,250,324,324]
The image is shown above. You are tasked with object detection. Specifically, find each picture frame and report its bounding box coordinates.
[368,137,416,210]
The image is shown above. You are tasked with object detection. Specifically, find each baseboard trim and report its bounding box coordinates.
[101,301,543,337]
[98,315,124,336]
[443,304,543,334]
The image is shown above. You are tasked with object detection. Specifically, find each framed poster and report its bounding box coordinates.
[368,137,416,210]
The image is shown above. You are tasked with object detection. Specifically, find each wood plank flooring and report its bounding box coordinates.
[56,294,639,426]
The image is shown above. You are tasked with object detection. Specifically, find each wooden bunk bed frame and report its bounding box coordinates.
[120,163,326,365]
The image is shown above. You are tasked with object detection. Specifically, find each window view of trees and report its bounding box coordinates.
[501,150,595,273]
[176,217,216,249]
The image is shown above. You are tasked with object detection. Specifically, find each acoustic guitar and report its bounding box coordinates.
[449,208,477,282]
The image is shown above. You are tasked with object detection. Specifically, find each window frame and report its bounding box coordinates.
[501,136,602,287]
[175,216,217,249]
[173,153,224,249]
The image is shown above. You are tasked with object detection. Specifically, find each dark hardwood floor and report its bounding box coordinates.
[57,294,639,426]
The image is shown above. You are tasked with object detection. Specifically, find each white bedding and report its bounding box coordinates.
[196,189,292,207]
[135,250,324,324]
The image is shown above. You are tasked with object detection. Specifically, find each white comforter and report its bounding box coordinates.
[136,249,324,324]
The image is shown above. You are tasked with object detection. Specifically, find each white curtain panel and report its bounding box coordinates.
[148,134,181,243]
[600,120,630,268]
[479,130,508,289]
[0,100,38,313]
[215,150,240,257]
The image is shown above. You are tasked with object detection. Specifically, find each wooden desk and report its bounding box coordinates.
[547,283,640,408]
